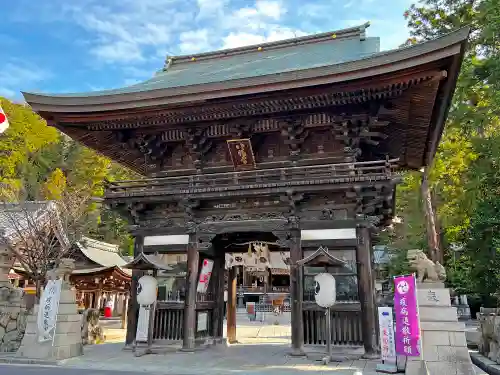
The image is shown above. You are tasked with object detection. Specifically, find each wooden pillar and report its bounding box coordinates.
[125,235,144,347]
[356,225,378,358]
[182,231,199,351]
[96,287,103,310]
[211,252,225,341]
[227,266,237,344]
[121,294,129,329]
[289,227,304,356]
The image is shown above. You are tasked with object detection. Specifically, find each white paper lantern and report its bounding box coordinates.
[137,275,158,306]
[314,273,336,308]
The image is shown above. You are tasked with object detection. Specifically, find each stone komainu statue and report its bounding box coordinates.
[81,308,105,345]
[46,258,75,285]
[407,249,446,283]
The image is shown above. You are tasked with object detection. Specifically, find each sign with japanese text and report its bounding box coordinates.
[227,139,256,170]
[378,306,396,362]
[36,279,62,343]
[394,274,421,356]
[197,259,214,293]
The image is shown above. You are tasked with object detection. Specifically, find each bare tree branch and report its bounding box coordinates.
[0,190,94,301]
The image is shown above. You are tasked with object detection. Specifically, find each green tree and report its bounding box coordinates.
[0,96,139,255]
[0,98,59,199]
[41,168,67,200]
[400,0,500,302]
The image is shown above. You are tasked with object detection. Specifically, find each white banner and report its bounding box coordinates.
[378,306,396,362]
[37,279,62,343]
[197,259,214,293]
[135,305,149,342]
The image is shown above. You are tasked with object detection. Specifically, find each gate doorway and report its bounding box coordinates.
[212,231,292,345]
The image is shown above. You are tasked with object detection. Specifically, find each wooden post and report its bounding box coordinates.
[125,235,144,347]
[212,252,225,341]
[121,294,129,329]
[227,266,237,344]
[356,224,378,358]
[289,227,305,356]
[182,231,199,351]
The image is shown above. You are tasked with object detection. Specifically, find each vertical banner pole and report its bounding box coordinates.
[326,307,332,361]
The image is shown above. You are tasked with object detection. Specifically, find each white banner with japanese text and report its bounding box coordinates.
[37,279,62,343]
[378,306,397,362]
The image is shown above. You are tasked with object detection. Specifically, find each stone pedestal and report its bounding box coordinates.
[405,282,474,375]
[16,260,83,360]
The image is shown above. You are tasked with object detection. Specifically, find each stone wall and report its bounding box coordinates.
[0,248,29,353]
[478,307,500,363]
[0,307,28,352]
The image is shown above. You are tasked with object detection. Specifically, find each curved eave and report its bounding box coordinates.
[22,28,470,114]
[72,265,132,279]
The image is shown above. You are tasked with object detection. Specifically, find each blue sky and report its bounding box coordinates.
[1,0,414,101]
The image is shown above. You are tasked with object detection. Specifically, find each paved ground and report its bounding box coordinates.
[57,314,373,375]
[0,365,151,375]
[1,316,485,375]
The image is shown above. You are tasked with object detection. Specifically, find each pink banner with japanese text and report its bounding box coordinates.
[394,274,421,356]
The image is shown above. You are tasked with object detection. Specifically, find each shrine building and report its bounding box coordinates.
[23,24,468,356]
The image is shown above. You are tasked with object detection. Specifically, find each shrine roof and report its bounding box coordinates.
[72,265,132,278]
[123,252,174,271]
[22,25,469,113]
[0,201,70,248]
[74,236,128,269]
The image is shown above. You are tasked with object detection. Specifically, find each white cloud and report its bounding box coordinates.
[0,61,50,99]
[223,26,306,49]
[196,0,227,19]
[64,1,193,64]
[256,0,285,19]
[179,29,211,54]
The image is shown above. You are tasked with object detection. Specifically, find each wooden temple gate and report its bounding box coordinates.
[23,24,468,357]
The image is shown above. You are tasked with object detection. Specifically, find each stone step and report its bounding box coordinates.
[419,306,458,322]
[420,320,466,332]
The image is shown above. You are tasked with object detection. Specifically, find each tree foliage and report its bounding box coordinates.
[386,0,500,302]
[0,97,137,255]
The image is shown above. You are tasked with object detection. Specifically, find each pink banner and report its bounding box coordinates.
[393,274,421,356]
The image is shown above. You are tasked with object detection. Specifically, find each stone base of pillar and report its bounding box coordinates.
[289,347,306,357]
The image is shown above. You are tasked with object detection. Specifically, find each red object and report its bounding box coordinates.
[104,305,112,318]
[0,113,6,124]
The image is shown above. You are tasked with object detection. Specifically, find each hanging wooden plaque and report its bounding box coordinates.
[226,139,256,170]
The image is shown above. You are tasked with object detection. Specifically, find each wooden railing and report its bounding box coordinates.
[157,291,215,303]
[237,286,290,294]
[105,159,399,198]
[153,301,216,342]
[303,303,363,346]
[153,302,184,341]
